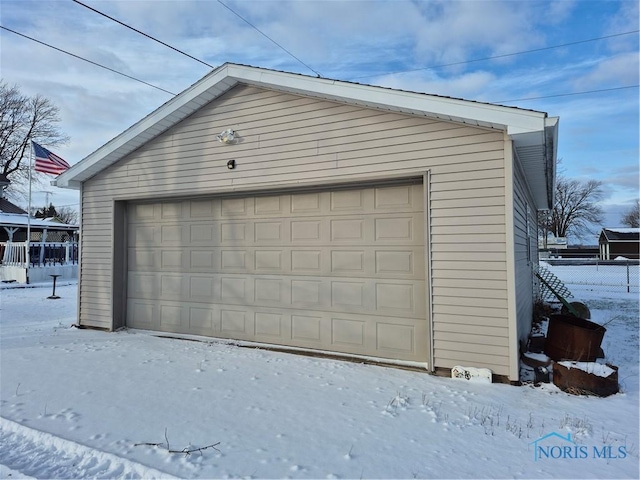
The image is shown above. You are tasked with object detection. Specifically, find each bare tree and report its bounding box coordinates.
[620,200,640,228]
[55,206,79,225]
[0,81,69,195]
[540,176,604,240]
[33,203,79,224]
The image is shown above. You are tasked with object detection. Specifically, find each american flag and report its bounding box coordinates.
[32,141,71,175]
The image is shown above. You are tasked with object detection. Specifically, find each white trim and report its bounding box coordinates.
[54,63,556,194]
[503,136,520,381]
[76,182,83,327]
[423,170,435,374]
[226,64,548,134]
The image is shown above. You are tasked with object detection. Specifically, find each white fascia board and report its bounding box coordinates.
[228,65,549,135]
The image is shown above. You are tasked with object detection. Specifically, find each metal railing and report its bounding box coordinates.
[0,241,79,267]
[542,259,640,294]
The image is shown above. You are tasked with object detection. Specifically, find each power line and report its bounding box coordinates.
[349,30,640,80]
[0,25,177,96]
[216,0,322,78]
[72,0,215,69]
[2,24,636,109]
[494,85,639,103]
[72,0,321,78]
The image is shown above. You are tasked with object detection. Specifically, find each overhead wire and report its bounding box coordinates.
[215,0,323,77]
[62,2,640,103]
[73,0,322,78]
[1,16,637,105]
[71,0,215,69]
[0,25,177,96]
[494,85,639,104]
[62,1,640,100]
[349,30,640,79]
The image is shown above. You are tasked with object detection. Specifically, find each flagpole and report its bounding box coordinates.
[26,140,32,284]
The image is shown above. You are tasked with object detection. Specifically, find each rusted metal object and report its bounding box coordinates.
[545,314,606,362]
[553,362,619,397]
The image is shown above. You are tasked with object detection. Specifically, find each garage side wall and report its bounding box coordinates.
[512,153,539,351]
[79,85,511,374]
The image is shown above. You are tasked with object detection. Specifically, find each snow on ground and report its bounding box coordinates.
[0,280,638,479]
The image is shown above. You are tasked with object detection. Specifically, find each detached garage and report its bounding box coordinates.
[54,63,558,381]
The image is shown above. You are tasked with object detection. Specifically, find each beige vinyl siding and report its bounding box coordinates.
[79,84,511,374]
[429,139,509,375]
[512,156,538,347]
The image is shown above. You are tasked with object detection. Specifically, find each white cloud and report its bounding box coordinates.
[546,0,578,24]
[604,0,640,52]
[410,1,544,64]
[372,70,497,100]
[0,0,637,215]
[573,52,640,89]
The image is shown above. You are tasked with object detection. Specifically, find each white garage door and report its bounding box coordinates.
[127,183,427,362]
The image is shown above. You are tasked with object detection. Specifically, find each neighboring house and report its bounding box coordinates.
[0,173,27,217]
[0,174,79,283]
[53,63,559,381]
[0,198,28,216]
[599,228,640,259]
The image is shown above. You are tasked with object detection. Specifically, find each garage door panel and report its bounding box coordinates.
[129,215,425,248]
[160,304,183,328]
[130,202,156,221]
[291,192,324,213]
[374,184,423,210]
[255,195,288,215]
[188,306,216,333]
[190,223,216,243]
[127,183,428,362]
[254,221,286,243]
[221,197,250,217]
[127,297,426,361]
[189,198,216,217]
[221,222,247,243]
[255,312,287,338]
[377,321,419,355]
[220,249,248,270]
[221,309,251,335]
[131,246,424,279]
[129,271,425,318]
[128,300,157,329]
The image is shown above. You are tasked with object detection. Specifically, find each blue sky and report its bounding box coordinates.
[1,0,638,242]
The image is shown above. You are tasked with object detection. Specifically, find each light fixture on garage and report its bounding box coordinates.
[227,159,236,170]
[217,129,237,145]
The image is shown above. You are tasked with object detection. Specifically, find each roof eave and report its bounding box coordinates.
[53,63,554,191]
[510,115,558,210]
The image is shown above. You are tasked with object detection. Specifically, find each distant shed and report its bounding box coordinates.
[599,228,640,260]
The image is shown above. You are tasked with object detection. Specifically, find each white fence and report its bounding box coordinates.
[1,241,78,267]
[1,241,79,284]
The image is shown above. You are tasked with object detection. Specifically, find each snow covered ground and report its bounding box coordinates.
[0,278,638,479]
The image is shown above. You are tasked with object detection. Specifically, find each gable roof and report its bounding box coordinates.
[600,228,640,243]
[0,198,27,215]
[53,62,559,208]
